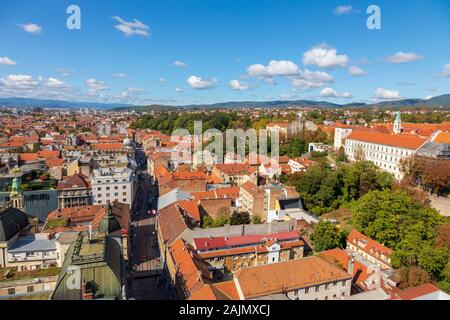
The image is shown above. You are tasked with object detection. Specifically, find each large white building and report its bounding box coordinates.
[344,130,427,180]
[91,167,136,208]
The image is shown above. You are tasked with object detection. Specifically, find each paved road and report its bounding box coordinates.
[127,147,170,300]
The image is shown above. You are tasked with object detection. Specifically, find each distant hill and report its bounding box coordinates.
[0,97,133,109]
[120,94,450,111]
[1,94,449,111]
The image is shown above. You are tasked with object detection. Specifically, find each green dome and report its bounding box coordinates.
[98,204,121,235]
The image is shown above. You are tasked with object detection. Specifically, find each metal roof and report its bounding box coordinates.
[8,234,57,252]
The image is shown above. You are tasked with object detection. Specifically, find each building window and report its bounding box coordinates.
[305,287,309,294]
[315,286,319,292]
[8,288,15,295]
[27,286,34,293]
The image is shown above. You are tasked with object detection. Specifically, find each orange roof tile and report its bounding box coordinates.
[347,230,392,266]
[433,131,450,144]
[91,143,123,151]
[389,283,442,300]
[19,153,39,161]
[234,256,351,299]
[346,131,427,150]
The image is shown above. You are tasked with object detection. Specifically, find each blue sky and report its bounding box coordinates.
[1,0,450,105]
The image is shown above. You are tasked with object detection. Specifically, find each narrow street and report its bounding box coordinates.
[127,146,170,300]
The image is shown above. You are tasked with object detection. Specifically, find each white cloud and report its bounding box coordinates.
[187,75,217,89]
[348,66,367,76]
[387,52,423,64]
[424,95,433,100]
[334,5,353,15]
[112,16,150,37]
[373,88,402,100]
[0,74,39,89]
[320,87,353,99]
[85,78,109,93]
[229,80,248,91]
[0,74,74,101]
[0,56,18,66]
[291,69,334,90]
[174,88,183,93]
[158,78,166,86]
[247,60,300,77]
[19,23,42,34]
[173,60,187,67]
[55,68,74,76]
[113,72,128,78]
[303,44,349,69]
[46,77,70,88]
[442,64,450,77]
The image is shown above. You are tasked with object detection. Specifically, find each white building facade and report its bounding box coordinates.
[344,132,426,180]
[91,167,136,208]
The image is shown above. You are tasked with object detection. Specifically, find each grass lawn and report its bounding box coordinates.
[0,267,61,282]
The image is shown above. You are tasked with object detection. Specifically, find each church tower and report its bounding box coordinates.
[393,111,402,134]
[10,177,25,210]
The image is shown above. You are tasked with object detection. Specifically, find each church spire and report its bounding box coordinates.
[393,111,402,134]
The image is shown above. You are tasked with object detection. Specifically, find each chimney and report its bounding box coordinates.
[348,256,355,276]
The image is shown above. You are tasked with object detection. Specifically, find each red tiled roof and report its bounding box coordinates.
[0,141,25,148]
[158,203,189,245]
[346,131,427,150]
[193,230,301,251]
[57,173,89,190]
[389,283,442,300]
[46,158,64,167]
[213,163,257,176]
[347,230,392,266]
[19,153,39,161]
[433,131,450,144]
[92,143,123,151]
[38,150,61,159]
[234,256,351,299]
[177,200,201,222]
[170,238,212,298]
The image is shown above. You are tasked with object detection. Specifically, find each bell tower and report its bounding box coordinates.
[393,111,402,134]
[10,177,25,210]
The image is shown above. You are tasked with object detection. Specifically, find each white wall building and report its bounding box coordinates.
[91,167,136,208]
[334,127,353,150]
[344,131,427,180]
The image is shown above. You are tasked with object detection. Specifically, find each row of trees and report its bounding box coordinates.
[295,161,393,215]
[401,156,450,196]
[202,211,252,228]
[350,189,449,290]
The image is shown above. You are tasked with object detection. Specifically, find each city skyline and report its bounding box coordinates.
[1,0,450,106]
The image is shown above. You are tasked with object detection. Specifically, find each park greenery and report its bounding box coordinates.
[303,160,450,292]
[202,212,251,229]
[294,161,393,215]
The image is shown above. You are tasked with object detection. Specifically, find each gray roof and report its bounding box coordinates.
[8,234,56,252]
[157,188,193,211]
[0,206,30,242]
[56,231,80,245]
[278,198,303,210]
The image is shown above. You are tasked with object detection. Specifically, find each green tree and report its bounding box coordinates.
[252,215,262,225]
[311,221,342,252]
[230,211,250,225]
[418,246,449,279]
